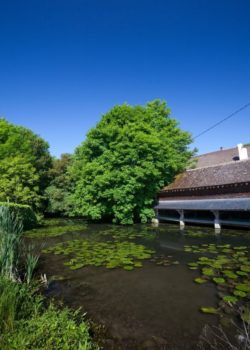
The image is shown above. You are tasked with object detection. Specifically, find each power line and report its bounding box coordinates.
[193,102,250,140]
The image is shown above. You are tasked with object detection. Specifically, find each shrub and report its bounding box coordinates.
[2,305,97,350]
[0,278,98,350]
[0,202,37,230]
[0,277,42,333]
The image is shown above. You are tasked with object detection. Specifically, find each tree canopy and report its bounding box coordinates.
[70,100,193,224]
[0,118,52,209]
[45,153,74,215]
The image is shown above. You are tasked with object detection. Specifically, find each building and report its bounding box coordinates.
[156,144,250,229]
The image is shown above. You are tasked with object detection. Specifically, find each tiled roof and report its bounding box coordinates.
[163,159,250,191]
[194,146,250,168]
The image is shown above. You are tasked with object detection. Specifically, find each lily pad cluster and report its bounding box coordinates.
[150,255,179,267]
[43,240,155,271]
[93,227,156,242]
[184,231,213,238]
[186,244,250,314]
[184,243,247,255]
[25,220,87,238]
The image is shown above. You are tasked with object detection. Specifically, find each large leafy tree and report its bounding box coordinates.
[0,118,52,209]
[70,100,193,224]
[45,154,74,215]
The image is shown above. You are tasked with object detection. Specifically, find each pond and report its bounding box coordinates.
[25,219,250,350]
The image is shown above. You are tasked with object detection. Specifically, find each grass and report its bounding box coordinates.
[0,210,98,349]
[0,277,98,350]
[25,248,39,284]
[0,206,23,279]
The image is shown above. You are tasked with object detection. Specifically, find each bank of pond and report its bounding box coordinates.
[19,218,250,349]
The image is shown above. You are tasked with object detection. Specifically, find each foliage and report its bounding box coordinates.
[70,100,193,224]
[0,118,52,210]
[0,157,42,208]
[1,305,97,350]
[0,202,37,230]
[46,154,74,215]
[0,206,39,281]
[0,207,23,279]
[45,154,74,216]
[0,277,42,333]
[0,278,98,350]
[25,249,39,284]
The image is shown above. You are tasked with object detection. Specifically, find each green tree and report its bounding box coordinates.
[45,154,74,215]
[0,118,52,209]
[70,100,193,224]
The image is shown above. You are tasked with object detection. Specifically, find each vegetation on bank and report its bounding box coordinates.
[0,202,37,230]
[1,99,193,224]
[0,278,98,350]
[0,207,98,350]
[45,153,74,216]
[0,118,52,211]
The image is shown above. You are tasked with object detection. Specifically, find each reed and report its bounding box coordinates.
[26,247,39,284]
[0,278,18,332]
[0,207,23,280]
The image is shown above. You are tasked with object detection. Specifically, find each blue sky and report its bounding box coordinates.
[0,0,249,157]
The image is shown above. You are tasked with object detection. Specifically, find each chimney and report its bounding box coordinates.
[237,144,248,160]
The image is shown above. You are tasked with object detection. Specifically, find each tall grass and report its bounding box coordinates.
[0,278,18,332]
[26,247,39,284]
[0,207,23,280]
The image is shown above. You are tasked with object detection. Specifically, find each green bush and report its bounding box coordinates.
[0,278,42,333]
[0,278,98,350]
[0,202,37,230]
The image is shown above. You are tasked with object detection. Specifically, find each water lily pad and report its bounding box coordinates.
[123,265,134,271]
[202,268,215,277]
[235,284,250,293]
[222,270,238,279]
[240,265,250,273]
[200,307,218,314]
[213,277,225,285]
[233,290,247,298]
[223,295,238,304]
[236,270,248,276]
[188,262,198,267]
[199,257,210,261]
[194,278,207,284]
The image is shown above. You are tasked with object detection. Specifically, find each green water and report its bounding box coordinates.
[26,219,250,350]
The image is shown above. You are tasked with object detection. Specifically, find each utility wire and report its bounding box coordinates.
[193,102,250,140]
